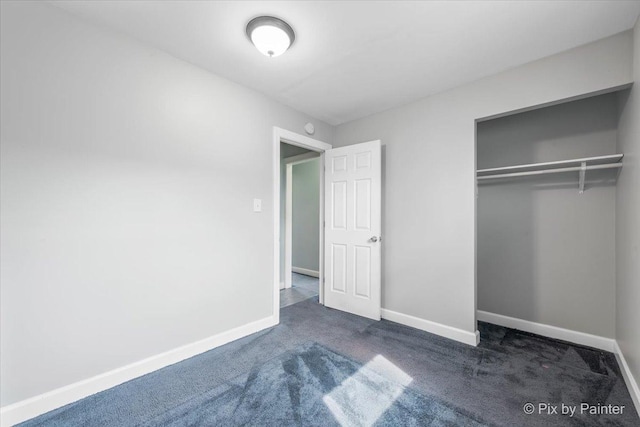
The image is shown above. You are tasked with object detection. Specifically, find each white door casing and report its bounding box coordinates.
[273,127,331,323]
[324,140,381,320]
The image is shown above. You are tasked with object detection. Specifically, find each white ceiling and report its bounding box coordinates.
[51,1,640,126]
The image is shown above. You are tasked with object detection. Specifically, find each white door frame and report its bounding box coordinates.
[283,152,321,289]
[273,127,332,323]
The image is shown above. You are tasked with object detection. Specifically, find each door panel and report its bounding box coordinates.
[332,181,347,229]
[331,244,347,293]
[324,140,381,320]
[355,179,371,230]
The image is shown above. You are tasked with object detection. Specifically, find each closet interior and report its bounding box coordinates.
[476,90,627,341]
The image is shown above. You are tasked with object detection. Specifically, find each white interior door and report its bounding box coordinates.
[324,140,381,320]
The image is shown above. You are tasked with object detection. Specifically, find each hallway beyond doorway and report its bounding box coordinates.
[280,273,319,308]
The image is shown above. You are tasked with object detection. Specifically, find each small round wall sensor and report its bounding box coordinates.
[304,122,315,135]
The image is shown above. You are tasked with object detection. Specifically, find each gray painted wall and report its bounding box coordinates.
[616,18,640,403]
[0,1,333,406]
[292,159,320,272]
[334,31,633,336]
[477,94,618,338]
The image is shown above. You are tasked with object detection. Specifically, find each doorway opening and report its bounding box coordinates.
[280,143,321,308]
[272,128,332,323]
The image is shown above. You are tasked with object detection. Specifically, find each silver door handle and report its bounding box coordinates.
[369,236,379,243]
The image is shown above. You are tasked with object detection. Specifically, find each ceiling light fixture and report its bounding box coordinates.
[246,16,295,58]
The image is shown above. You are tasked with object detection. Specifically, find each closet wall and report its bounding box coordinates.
[477,93,620,338]
[615,17,640,391]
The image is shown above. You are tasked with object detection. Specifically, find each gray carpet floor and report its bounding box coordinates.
[19,298,639,426]
[139,342,486,426]
[280,272,319,308]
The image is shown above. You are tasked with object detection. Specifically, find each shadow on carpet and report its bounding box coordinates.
[142,342,488,426]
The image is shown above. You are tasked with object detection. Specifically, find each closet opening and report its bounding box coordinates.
[475,90,627,349]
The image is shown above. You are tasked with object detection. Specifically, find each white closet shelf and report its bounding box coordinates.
[477,154,623,193]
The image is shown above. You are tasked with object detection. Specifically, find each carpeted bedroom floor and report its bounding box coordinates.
[19,298,639,426]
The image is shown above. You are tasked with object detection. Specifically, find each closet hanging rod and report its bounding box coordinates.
[477,162,622,180]
[477,154,623,175]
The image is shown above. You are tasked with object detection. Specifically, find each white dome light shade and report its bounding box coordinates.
[250,26,290,57]
[246,16,295,58]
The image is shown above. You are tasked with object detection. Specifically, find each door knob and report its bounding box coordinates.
[369,236,378,242]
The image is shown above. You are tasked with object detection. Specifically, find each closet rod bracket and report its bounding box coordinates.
[578,161,586,194]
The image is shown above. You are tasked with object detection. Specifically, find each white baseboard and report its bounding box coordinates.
[476,310,615,352]
[279,280,285,290]
[292,267,319,278]
[614,341,640,416]
[381,309,479,346]
[0,315,277,427]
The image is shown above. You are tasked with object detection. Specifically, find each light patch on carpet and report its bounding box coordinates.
[323,355,413,426]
